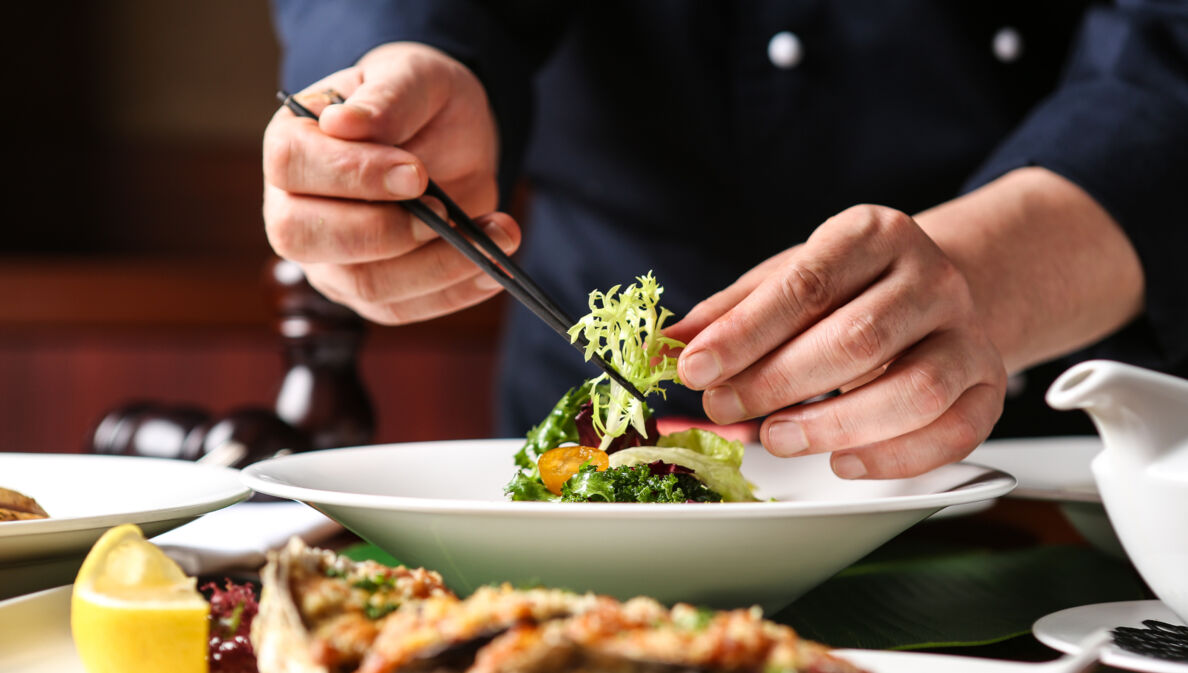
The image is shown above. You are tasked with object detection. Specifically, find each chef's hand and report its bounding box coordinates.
[262,42,520,324]
[666,205,1007,479]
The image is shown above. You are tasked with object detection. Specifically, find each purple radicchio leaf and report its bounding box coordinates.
[574,400,659,455]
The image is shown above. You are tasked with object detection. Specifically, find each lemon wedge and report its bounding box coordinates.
[71,523,209,673]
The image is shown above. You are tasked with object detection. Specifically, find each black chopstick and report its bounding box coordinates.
[276,90,647,403]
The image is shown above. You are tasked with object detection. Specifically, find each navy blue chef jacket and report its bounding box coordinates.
[271,1,1188,439]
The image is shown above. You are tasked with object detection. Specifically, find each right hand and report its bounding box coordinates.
[262,42,521,324]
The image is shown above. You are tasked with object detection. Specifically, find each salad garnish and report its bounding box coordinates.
[505,273,759,503]
[203,579,260,673]
[567,271,684,451]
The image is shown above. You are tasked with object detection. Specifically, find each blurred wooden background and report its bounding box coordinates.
[0,1,502,453]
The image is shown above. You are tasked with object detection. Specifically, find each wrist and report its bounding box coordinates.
[917,167,1143,373]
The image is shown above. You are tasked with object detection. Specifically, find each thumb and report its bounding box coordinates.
[319,44,453,146]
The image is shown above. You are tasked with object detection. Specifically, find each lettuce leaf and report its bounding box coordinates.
[656,428,745,466]
[610,429,758,502]
[567,272,684,451]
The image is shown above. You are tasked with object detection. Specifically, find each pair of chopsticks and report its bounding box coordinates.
[276,90,646,402]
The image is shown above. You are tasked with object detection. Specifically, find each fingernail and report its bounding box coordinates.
[410,218,437,242]
[767,421,809,455]
[482,219,512,249]
[384,163,421,197]
[681,350,721,388]
[704,385,746,424]
[832,454,867,479]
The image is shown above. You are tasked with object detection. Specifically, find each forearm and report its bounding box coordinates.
[917,166,1144,374]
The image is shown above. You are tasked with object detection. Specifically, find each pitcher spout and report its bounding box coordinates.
[1047,359,1188,466]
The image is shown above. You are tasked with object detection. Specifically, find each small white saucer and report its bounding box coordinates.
[1034,600,1188,673]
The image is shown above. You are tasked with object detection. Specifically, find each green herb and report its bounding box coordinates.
[513,382,592,471]
[560,464,722,503]
[218,601,245,636]
[672,606,717,631]
[363,602,399,620]
[351,573,396,592]
[567,272,684,450]
[504,470,559,502]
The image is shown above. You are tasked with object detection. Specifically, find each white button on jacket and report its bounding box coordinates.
[993,26,1023,63]
[768,31,803,69]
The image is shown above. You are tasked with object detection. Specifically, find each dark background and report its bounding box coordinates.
[0,1,503,453]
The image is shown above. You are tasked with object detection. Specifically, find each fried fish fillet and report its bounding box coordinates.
[254,539,867,673]
[0,486,48,521]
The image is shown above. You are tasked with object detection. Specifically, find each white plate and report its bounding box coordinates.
[966,436,1102,503]
[0,453,250,598]
[1034,600,1188,673]
[242,439,1014,612]
[838,648,1080,672]
[0,586,81,673]
[965,437,1124,557]
[0,587,1046,673]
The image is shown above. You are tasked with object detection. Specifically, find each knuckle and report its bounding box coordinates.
[335,211,387,260]
[835,312,884,366]
[747,370,795,415]
[778,262,833,317]
[946,406,984,452]
[262,130,296,190]
[885,450,920,479]
[902,363,952,419]
[328,150,371,194]
[877,207,916,234]
[263,201,305,260]
[816,406,856,448]
[348,265,386,304]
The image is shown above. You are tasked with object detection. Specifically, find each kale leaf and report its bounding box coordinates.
[514,382,592,471]
[504,471,558,502]
[560,463,723,503]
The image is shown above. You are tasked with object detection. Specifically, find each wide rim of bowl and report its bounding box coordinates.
[241,440,1017,519]
[0,453,251,538]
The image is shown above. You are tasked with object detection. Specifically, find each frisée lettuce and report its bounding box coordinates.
[504,273,759,503]
[568,271,683,451]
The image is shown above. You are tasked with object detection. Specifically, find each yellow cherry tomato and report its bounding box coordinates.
[538,446,610,495]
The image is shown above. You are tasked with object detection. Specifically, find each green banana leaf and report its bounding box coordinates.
[775,543,1147,650]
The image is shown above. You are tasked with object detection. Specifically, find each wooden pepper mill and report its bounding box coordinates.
[89,257,375,466]
[267,257,374,451]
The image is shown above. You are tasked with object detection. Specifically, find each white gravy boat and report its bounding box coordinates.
[1047,359,1188,622]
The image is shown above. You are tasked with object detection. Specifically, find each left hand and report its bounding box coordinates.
[665,205,1007,479]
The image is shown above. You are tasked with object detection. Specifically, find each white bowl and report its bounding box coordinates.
[0,453,250,598]
[242,439,1015,611]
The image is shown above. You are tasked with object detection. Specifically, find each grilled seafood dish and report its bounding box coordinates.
[253,538,452,673]
[252,538,866,673]
[0,486,48,521]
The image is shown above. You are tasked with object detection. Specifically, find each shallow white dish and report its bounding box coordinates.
[0,453,250,598]
[0,586,80,673]
[242,439,1014,611]
[838,647,1095,672]
[1033,600,1188,673]
[966,437,1101,503]
[0,586,1054,673]
[965,436,1123,557]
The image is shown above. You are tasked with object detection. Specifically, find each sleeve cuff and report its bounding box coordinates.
[964,80,1188,369]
